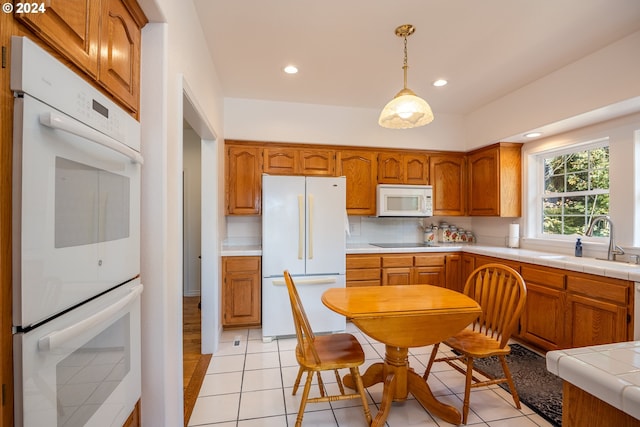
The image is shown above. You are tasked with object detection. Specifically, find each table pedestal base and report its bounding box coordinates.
[344,345,461,426]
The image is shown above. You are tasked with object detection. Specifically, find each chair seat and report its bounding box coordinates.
[297,333,365,370]
[444,329,511,359]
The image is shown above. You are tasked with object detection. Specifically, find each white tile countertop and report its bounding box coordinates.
[220,243,640,281]
[546,341,640,420]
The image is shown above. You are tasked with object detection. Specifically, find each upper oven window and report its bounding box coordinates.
[55,157,130,248]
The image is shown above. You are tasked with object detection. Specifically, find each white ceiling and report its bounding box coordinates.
[193,0,640,120]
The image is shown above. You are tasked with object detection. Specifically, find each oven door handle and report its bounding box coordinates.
[38,284,144,352]
[39,111,144,165]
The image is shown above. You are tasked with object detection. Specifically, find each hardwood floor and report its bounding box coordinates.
[183,296,211,426]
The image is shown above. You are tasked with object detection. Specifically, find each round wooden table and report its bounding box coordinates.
[322,285,482,426]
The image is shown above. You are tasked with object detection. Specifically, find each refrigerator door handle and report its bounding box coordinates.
[308,193,314,259]
[298,194,304,260]
[271,277,337,286]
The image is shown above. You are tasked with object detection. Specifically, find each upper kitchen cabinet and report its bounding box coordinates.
[98,0,146,113]
[226,144,263,215]
[263,146,335,176]
[14,0,147,115]
[15,0,100,77]
[467,142,522,217]
[337,150,378,215]
[429,154,466,216]
[378,152,429,184]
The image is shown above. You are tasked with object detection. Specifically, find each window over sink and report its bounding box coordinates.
[536,138,610,237]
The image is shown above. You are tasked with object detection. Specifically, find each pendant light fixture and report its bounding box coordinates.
[378,24,434,129]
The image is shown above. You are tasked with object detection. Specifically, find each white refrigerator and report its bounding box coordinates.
[262,174,347,340]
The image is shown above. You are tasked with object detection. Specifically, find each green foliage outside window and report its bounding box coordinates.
[542,145,609,236]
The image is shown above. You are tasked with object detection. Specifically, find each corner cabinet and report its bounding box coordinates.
[222,257,262,327]
[467,142,522,217]
[15,0,147,115]
[337,150,378,215]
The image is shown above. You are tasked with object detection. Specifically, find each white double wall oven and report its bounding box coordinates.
[11,36,143,427]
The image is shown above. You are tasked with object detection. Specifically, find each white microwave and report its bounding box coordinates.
[376,184,433,217]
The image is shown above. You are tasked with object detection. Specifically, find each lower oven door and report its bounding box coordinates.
[13,279,142,427]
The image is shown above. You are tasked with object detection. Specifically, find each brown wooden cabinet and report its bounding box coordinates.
[346,255,381,287]
[263,146,335,176]
[222,256,261,327]
[15,0,147,115]
[444,253,463,292]
[226,145,263,215]
[564,273,629,347]
[122,400,142,427]
[15,0,101,77]
[467,142,522,217]
[380,254,447,287]
[337,150,378,215]
[378,152,429,184]
[519,265,566,350]
[429,154,466,216]
[98,0,145,113]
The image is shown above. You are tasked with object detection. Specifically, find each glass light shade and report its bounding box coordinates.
[378,89,434,129]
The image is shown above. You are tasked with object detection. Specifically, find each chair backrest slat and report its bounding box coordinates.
[463,263,527,348]
[284,270,322,364]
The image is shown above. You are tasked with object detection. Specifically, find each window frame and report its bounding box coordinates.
[533,138,610,240]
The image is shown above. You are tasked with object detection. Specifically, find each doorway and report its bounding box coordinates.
[180,82,219,425]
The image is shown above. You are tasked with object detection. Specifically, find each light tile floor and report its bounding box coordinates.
[188,324,555,427]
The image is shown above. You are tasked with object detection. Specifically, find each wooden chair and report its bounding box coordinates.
[422,263,527,424]
[283,270,372,427]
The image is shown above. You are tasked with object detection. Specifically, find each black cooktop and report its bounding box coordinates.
[370,242,439,248]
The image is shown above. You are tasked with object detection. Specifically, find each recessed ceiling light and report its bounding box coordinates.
[524,132,542,138]
[284,65,298,74]
[432,79,448,87]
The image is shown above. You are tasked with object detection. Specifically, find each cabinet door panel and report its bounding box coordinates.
[382,268,412,285]
[299,149,335,176]
[430,155,465,215]
[468,148,499,215]
[226,146,262,214]
[566,294,627,347]
[16,0,100,77]
[444,254,463,292]
[404,154,429,184]
[520,283,565,350]
[413,267,445,287]
[99,0,142,112]
[378,154,403,183]
[337,151,377,215]
[263,147,297,174]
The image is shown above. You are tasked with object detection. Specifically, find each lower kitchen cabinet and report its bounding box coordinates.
[564,273,629,348]
[346,254,382,287]
[461,254,632,351]
[519,265,566,350]
[222,256,261,327]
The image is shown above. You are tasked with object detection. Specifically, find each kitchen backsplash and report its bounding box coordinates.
[224,215,519,247]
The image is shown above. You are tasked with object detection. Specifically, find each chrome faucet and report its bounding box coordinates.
[585,215,624,261]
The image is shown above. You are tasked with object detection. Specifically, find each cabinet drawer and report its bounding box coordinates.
[382,255,413,268]
[521,265,565,290]
[224,257,260,272]
[567,274,629,305]
[414,254,445,267]
[347,280,380,288]
[347,255,381,269]
[347,268,380,281]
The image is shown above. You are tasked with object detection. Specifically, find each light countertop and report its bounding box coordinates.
[546,341,640,420]
[221,243,640,281]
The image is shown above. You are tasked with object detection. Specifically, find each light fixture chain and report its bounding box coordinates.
[403,33,408,89]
